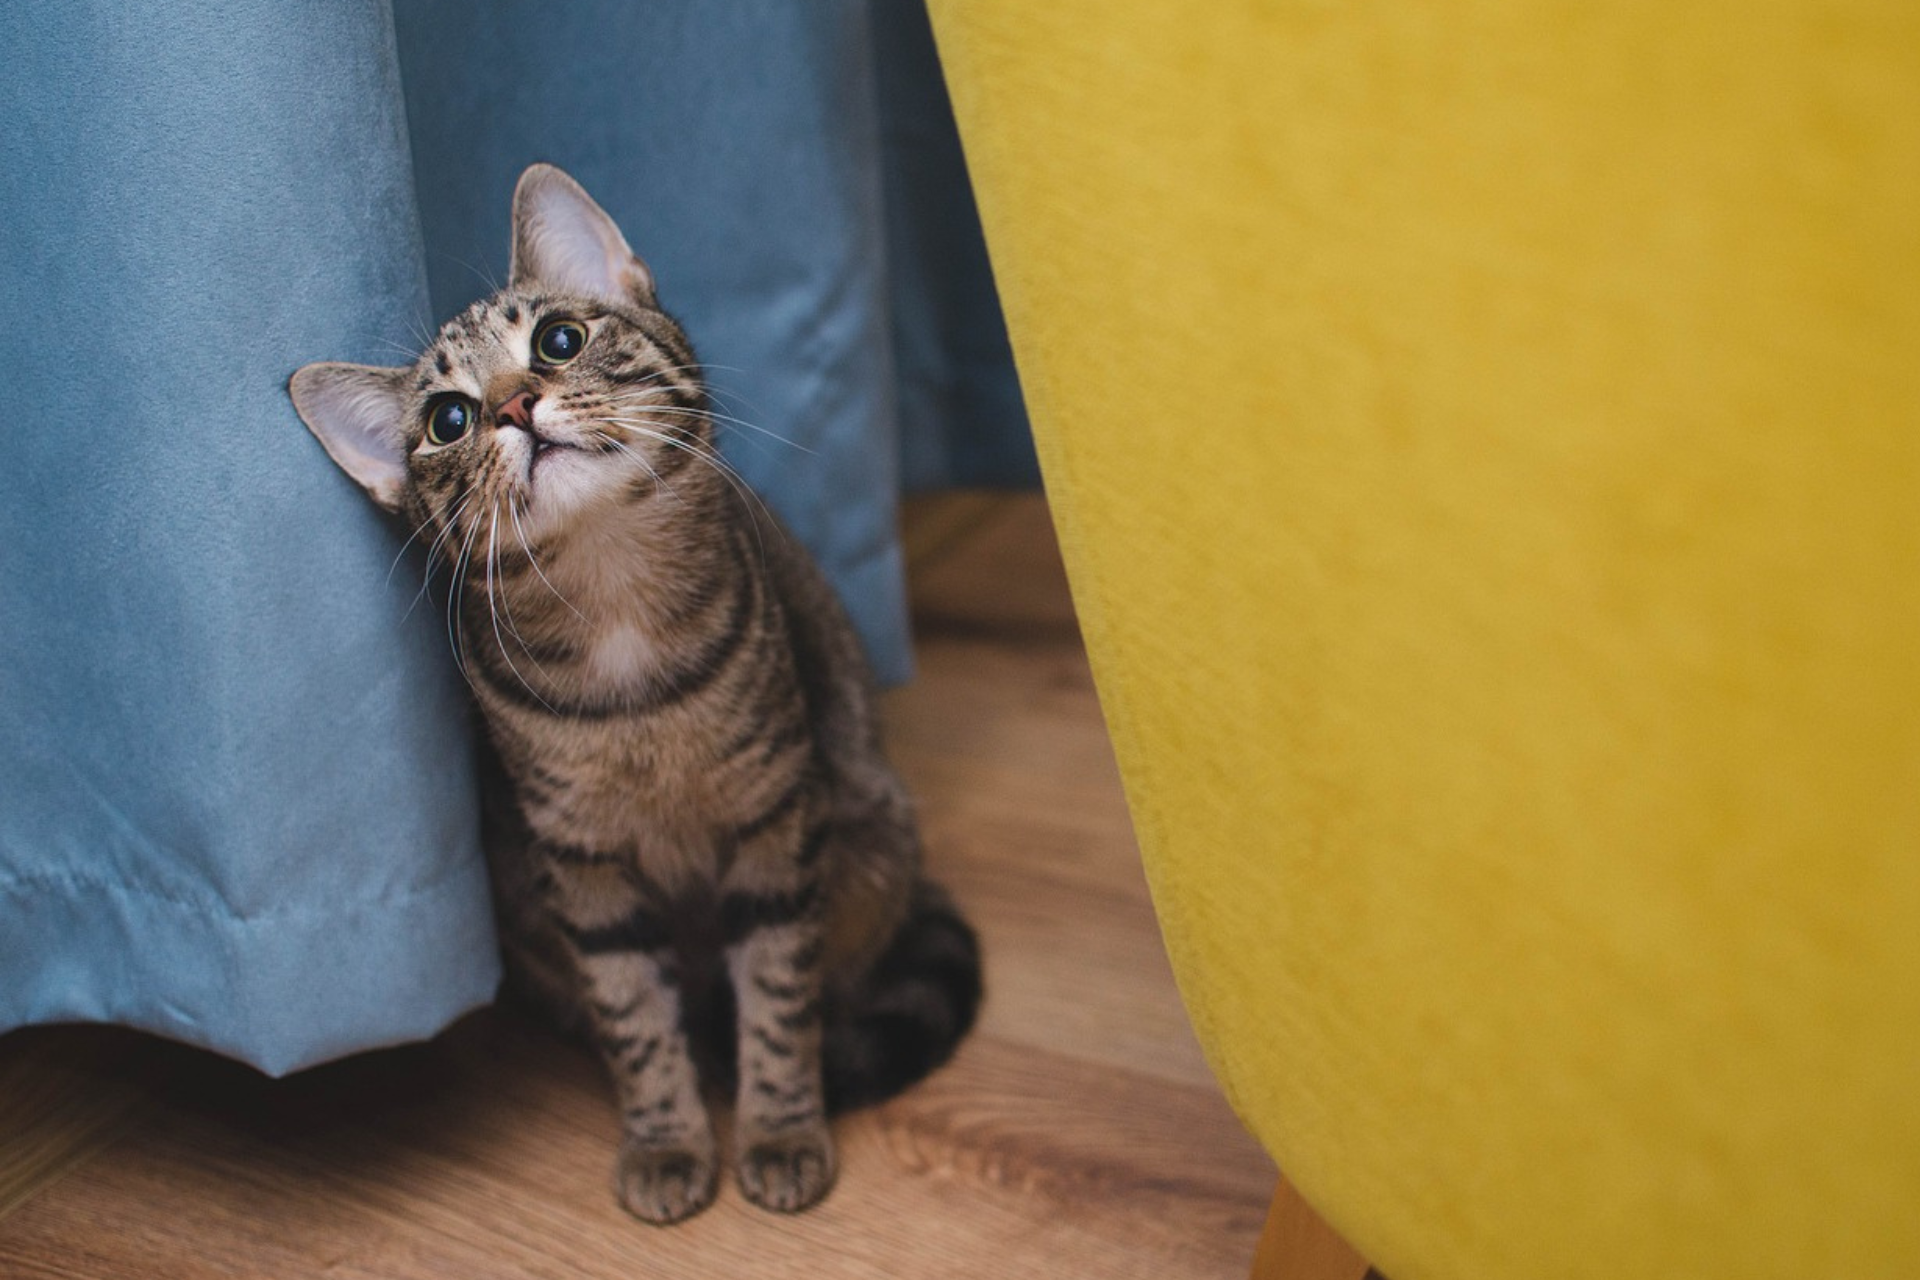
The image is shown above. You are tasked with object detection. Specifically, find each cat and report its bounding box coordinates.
[288,163,980,1225]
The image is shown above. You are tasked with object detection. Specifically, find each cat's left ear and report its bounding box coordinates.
[288,362,414,513]
[508,163,658,309]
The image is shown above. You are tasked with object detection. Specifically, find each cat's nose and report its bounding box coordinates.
[494,389,540,430]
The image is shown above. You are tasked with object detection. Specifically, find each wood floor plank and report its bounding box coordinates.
[0,493,1274,1278]
[899,491,1009,576]
[891,495,1212,1091]
[1,1018,1265,1280]
[0,1027,157,1222]
[941,857,1213,1091]
[905,494,1084,638]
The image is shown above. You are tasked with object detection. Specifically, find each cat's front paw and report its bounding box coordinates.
[736,1124,837,1214]
[614,1136,719,1225]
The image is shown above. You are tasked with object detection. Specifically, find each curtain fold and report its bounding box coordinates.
[0,0,1026,1074]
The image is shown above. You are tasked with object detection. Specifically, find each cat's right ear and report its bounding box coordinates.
[288,362,413,513]
[509,163,658,308]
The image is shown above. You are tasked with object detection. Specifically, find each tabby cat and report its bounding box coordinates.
[289,164,980,1224]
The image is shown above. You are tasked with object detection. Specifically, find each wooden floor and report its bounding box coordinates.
[0,494,1276,1279]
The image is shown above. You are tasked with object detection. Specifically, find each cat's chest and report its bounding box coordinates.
[497,675,752,837]
[504,710,756,894]
[580,622,662,687]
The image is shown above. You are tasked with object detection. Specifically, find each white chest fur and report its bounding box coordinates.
[583,622,663,687]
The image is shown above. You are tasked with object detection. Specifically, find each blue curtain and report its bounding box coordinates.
[0,0,1030,1075]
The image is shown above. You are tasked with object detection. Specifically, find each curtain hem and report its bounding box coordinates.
[0,859,500,1077]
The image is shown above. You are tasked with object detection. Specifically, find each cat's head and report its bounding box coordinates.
[290,164,709,547]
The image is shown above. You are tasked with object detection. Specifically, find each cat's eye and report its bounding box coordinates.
[424,395,476,447]
[533,318,588,365]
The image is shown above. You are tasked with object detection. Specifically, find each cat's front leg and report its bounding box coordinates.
[601,950,718,1226]
[548,864,717,1225]
[722,859,835,1213]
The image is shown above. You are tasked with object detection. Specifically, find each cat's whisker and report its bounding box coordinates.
[485,501,557,712]
[596,433,684,508]
[418,495,478,606]
[430,247,504,299]
[509,493,586,621]
[597,419,774,576]
[603,424,755,506]
[601,392,813,457]
[591,414,776,541]
[387,506,447,588]
[586,365,772,449]
[589,363,740,410]
[403,488,483,622]
[619,420,755,486]
[369,336,424,363]
[486,501,535,651]
[566,363,703,407]
[423,493,481,569]
[394,310,438,355]
[393,485,478,588]
[605,361,713,385]
[443,504,488,698]
[662,360,764,418]
[447,506,481,657]
[577,414,679,497]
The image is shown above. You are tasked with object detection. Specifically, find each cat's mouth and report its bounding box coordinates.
[514,431,583,502]
[525,431,578,475]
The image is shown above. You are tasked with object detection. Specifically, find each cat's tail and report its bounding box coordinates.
[823,880,983,1114]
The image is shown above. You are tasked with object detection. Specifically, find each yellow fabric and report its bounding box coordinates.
[927,5,1920,1278]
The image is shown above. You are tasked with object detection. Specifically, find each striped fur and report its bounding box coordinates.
[290,165,979,1224]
